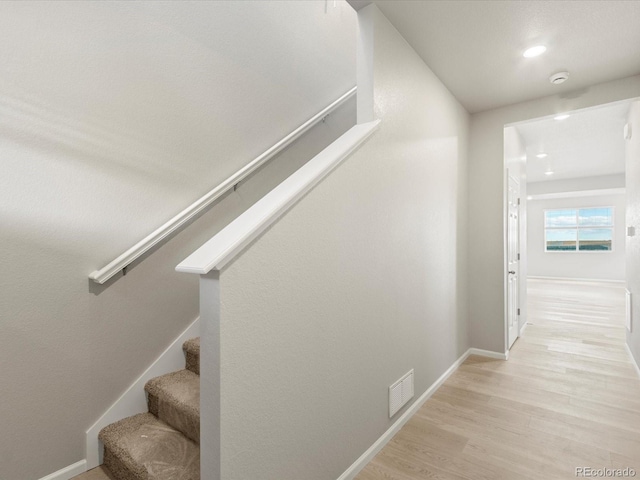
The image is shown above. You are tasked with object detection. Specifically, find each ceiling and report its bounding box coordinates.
[374,1,640,113]
[515,101,629,183]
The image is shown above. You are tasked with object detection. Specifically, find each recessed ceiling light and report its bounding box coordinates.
[554,114,570,121]
[536,153,548,159]
[544,171,554,176]
[523,45,547,58]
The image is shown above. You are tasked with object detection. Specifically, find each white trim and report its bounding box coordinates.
[38,460,87,480]
[336,348,506,480]
[625,343,640,379]
[177,120,380,275]
[89,87,357,284]
[469,347,509,360]
[355,3,374,124]
[528,188,625,201]
[626,289,632,332]
[519,321,528,337]
[85,317,200,469]
[528,276,626,284]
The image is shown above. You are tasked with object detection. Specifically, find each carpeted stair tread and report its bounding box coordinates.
[182,338,199,375]
[145,370,200,444]
[99,412,199,480]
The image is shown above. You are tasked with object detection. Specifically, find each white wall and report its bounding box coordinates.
[217,6,470,479]
[528,174,625,196]
[626,101,640,368]
[527,193,626,281]
[0,2,356,478]
[469,75,640,353]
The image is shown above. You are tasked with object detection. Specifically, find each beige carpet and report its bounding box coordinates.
[73,338,200,480]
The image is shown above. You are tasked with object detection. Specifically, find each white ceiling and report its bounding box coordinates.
[374,0,640,113]
[515,101,629,183]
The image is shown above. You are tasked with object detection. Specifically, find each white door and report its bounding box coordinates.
[507,175,520,348]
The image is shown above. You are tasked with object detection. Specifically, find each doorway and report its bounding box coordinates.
[504,99,633,353]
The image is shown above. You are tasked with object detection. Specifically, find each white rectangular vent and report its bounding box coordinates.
[626,289,632,332]
[389,369,414,418]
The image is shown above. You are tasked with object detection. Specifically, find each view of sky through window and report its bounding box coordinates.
[544,207,613,251]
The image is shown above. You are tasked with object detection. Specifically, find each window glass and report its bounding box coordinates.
[545,229,577,251]
[578,228,613,251]
[578,207,613,226]
[545,209,577,228]
[544,207,614,253]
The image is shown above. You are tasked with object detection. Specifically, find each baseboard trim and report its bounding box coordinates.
[336,347,506,480]
[38,460,87,480]
[468,347,509,360]
[519,322,528,337]
[85,317,200,469]
[625,343,640,379]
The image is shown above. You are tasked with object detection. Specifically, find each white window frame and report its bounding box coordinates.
[543,206,615,253]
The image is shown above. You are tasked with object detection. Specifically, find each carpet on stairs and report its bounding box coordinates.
[71,337,200,480]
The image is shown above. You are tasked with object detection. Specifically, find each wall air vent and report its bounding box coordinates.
[389,369,414,418]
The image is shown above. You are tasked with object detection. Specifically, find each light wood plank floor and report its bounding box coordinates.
[356,278,640,480]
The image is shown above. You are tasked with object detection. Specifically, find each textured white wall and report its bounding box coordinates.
[527,193,626,281]
[0,1,356,478]
[469,75,640,353]
[218,7,469,479]
[626,101,640,368]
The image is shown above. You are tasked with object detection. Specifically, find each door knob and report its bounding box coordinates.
[508,270,516,274]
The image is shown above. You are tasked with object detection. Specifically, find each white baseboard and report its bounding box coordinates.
[468,347,509,360]
[519,322,528,337]
[38,460,87,480]
[336,347,506,480]
[85,317,200,469]
[625,343,640,379]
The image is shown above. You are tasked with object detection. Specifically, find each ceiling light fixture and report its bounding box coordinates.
[544,171,554,176]
[523,45,547,58]
[554,114,570,121]
[536,153,548,159]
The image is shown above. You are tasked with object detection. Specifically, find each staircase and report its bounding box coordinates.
[74,338,201,480]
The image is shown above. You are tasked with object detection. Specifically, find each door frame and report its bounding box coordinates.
[506,172,520,349]
[503,134,529,355]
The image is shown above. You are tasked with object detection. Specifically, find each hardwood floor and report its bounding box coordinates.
[355,278,640,480]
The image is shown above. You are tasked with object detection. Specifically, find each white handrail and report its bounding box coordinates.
[89,86,357,284]
[176,119,380,275]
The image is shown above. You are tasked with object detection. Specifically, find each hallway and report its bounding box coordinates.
[356,278,640,479]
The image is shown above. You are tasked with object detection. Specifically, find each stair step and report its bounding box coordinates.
[99,412,199,480]
[183,338,200,375]
[145,370,200,444]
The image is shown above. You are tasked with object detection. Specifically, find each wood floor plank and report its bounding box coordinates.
[355,279,640,480]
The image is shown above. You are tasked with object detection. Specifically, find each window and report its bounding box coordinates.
[544,207,613,252]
